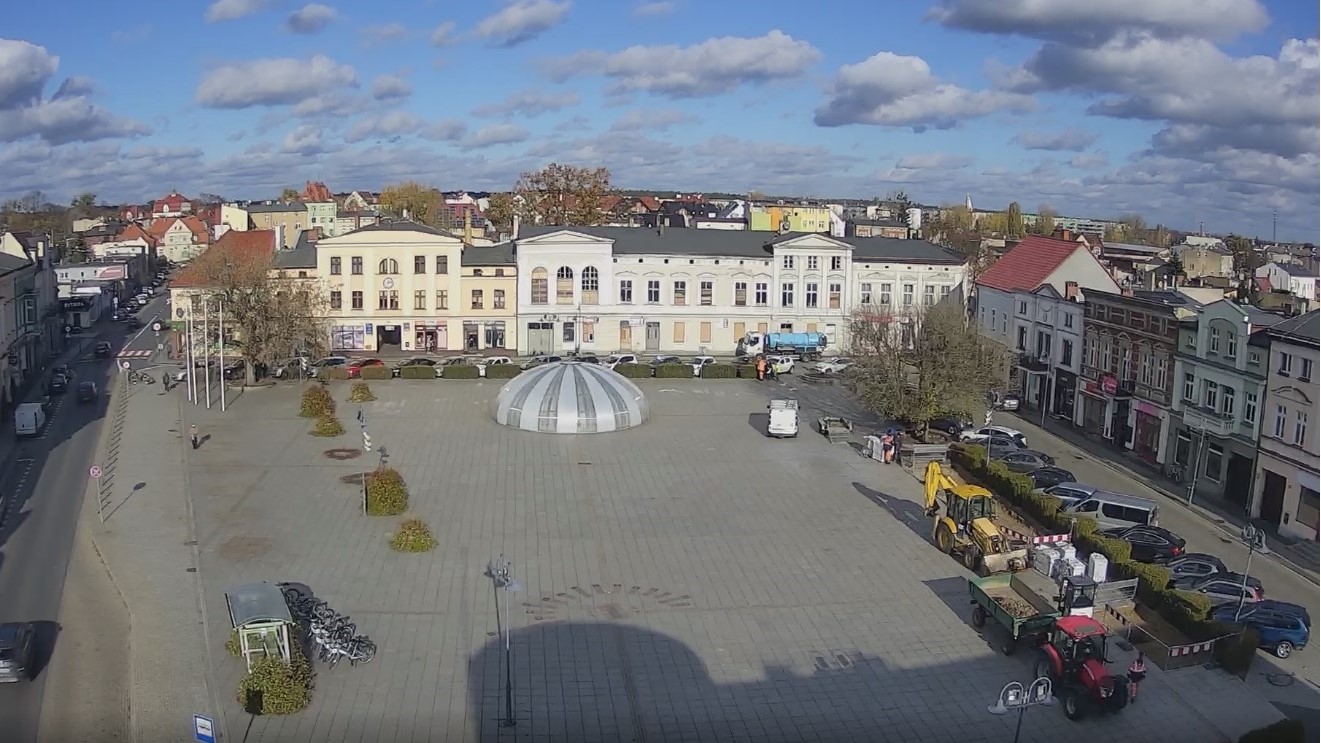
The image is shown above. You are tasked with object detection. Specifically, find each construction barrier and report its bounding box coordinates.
[1101,602,1227,670]
[999,526,1070,545]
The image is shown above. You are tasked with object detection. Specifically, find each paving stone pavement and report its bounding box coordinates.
[177,378,1284,743]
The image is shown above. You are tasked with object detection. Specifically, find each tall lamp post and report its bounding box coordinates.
[486,556,523,728]
[989,677,1054,743]
[1236,524,1268,621]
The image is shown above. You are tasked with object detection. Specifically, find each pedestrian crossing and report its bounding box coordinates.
[116,349,153,358]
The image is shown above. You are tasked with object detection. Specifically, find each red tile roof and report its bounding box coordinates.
[180,215,210,242]
[977,235,1084,293]
[1255,276,1273,293]
[115,222,157,247]
[171,229,276,288]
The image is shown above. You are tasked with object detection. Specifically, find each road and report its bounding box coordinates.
[0,294,169,743]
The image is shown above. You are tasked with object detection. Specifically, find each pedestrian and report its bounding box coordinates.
[1127,651,1146,703]
[893,429,905,466]
[880,430,894,464]
[161,371,170,389]
[189,424,199,450]
[755,355,766,381]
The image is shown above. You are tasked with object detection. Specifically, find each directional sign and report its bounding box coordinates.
[89,465,103,479]
[984,411,993,426]
[363,432,373,452]
[193,714,215,743]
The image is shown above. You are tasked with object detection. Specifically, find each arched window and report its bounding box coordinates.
[530,268,548,304]
[556,266,575,304]
[581,266,600,304]
[378,258,399,274]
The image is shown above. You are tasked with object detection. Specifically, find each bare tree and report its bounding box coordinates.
[847,301,1007,440]
[514,163,611,226]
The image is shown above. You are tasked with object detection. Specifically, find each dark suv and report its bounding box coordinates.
[0,622,37,682]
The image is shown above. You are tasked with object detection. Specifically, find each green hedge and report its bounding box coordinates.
[441,364,480,379]
[654,363,692,378]
[614,363,652,378]
[358,365,392,380]
[702,363,738,379]
[399,364,436,379]
[735,364,758,379]
[319,367,350,380]
[1239,719,1305,743]
[485,364,521,379]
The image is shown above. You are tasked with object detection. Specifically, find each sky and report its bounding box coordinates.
[1,0,1317,240]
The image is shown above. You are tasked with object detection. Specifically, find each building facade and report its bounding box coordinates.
[246,204,305,248]
[459,244,516,352]
[1008,284,1085,419]
[154,216,210,263]
[1249,311,1320,541]
[748,204,833,233]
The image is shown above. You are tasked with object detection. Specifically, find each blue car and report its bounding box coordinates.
[1212,600,1311,659]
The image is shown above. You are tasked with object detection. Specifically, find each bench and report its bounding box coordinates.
[900,442,949,468]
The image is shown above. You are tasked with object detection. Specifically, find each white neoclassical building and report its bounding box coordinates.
[511,226,968,356]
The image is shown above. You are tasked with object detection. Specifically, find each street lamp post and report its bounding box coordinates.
[1236,524,1268,621]
[988,677,1054,743]
[486,556,523,728]
[983,409,993,469]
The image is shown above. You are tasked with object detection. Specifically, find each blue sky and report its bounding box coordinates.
[2,0,1317,239]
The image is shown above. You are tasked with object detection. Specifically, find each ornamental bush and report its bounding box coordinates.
[441,364,480,379]
[311,415,344,437]
[702,363,738,379]
[735,364,758,379]
[235,649,313,715]
[399,364,436,379]
[365,466,409,515]
[485,364,521,379]
[348,381,376,402]
[319,367,350,380]
[390,517,438,552]
[614,363,652,378]
[358,365,392,380]
[299,385,335,418]
[653,363,692,379]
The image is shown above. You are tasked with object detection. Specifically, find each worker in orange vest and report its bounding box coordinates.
[755,355,766,381]
[1127,651,1146,703]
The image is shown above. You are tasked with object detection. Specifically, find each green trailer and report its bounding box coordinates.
[968,572,1061,655]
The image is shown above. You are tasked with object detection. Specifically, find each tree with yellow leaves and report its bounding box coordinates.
[379,182,449,227]
[514,163,611,226]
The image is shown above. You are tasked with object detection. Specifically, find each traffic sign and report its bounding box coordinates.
[89,465,102,479]
[152,321,163,332]
[120,360,131,370]
[363,432,373,452]
[984,411,993,425]
[193,714,215,743]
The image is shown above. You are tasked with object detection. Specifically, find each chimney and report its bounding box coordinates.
[1065,281,1079,301]
[274,224,285,252]
[1061,228,1073,242]
[512,213,521,240]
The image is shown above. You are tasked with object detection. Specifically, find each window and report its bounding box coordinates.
[414,256,426,274]
[582,321,594,343]
[700,321,712,343]
[920,285,934,306]
[531,268,548,304]
[1183,373,1196,401]
[902,284,914,307]
[1204,444,1224,482]
[860,283,873,304]
[1209,327,1220,353]
[1140,348,1153,386]
[647,280,660,303]
[435,255,448,274]
[1156,355,1168,390]
[351,256,363,275]
[378,290,399,310]
[754,282,768,306]
[471,290,484,309]
[673,321,685,344]
[673,280,687,305]
[1244,391,1258,425]
[330,257,342,275]
[378,258,398,274]
[698,281,714,306]
[1222,388,1235,417]
[1226,332,1237,358]
[782,255,795,269]
[781,283,795,307]
[880,283,893,307]
[436,290,448,310]
[1278,352,1293,376]
[493,290,505,309]
[829,283,842,309]
[554,266,574,304]
[734,282,747,306]
[562,322,575,343]
[1203,380,1219,409]
[1061,339,1074,366]
[940,285,952,298]
[1018,300,1028,315]
[1274,404,1287,438]
[620,280,633,303]
[351,291,363,310]
[581,266,599,304]
[1016,326,1027,351]
[1301,358,1314,382]
[1248,350,1261,366]
[1084,336,1095,368]
[830,256,842,271]
[807,256,819,271]
[413,290,426,310]
[1064,312,1074,329]
[805,283,818,308]
[1295,411,1309,446]
[330,290,342,310]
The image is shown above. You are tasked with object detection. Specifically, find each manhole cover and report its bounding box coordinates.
[324,448,362,460]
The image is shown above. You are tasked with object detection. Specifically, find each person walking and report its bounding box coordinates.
[1127,651,1146,703]
[755,355,766,382]
[189,424,199,450]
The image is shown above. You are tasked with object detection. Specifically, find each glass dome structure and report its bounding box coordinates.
[493,361,649,434]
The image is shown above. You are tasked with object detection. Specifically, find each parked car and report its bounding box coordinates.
[650,355,681,366]
[477,356,513,377]
[222,360,248,381]
[273,357,309,379]
[393,357,436,376]
[990,391,1021,411]
[53,364,72,379]
[346,358,385,379]
[1170,572,1265,606]
[48,374,68,394]
[523,355,564,370]
[814,357,854,374]
[570,355,601,364]
[689,356,716,377]
[604,353,639,370]
[995,449,1057,473]
[1212,600,1311,658]
[308,356,348,378]
[1033,482,1099,508]
[94,341,113,358]
[1101,525,1186,563]
[959,425,1029,448]
[1158,552,1229,582]
[928,415,972,437]
[1024,467,1076,489]
[0,622,38,682]
[77,381,98,403]
[767,355,795,375]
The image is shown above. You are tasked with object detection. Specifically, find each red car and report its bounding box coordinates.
[346,358,385,378]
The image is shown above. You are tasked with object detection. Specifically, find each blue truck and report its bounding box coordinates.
[736,331,828,360]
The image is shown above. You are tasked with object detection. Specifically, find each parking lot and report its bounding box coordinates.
[182,377,1281,742]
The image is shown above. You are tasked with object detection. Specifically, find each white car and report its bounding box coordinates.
[604,353,639,370]
[767,355,795,374]
[477,356,513,377]
[959,425,1029,448]
[690,356,716,377]
[814,357,854,374]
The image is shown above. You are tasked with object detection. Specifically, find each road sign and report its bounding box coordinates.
[363,432,373,452]
[193,714,215,743]
[984,411,993,425]
[120,360,131,370]
[89,465,102,479]
[152,321,162,332]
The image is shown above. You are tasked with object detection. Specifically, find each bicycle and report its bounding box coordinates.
[1164,462,1185,483]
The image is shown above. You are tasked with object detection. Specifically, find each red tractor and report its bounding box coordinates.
[1033,615,1129,721]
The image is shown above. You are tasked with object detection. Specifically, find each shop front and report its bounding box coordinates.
[1075,376,1112,438]
[1131,400,1166,463]
[413,322,448,353]
[1052,369,1077,418]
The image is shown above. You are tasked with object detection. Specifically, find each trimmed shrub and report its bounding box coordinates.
[365,466,409,515]
[299,385,335,418]
[702,363,738,379]
[441,364,480,379]
[358,365,392,380]
[735,364,758,379]
[614,363,652,378]
[390,518,438,552]
[225,630,241,657]
[311,415,344,437]
[319,367,350,380]
[654,363,692,379]
[348,381,376,402]
[485,364,521,379]
[235,650,313,715]
[399,364,436,379]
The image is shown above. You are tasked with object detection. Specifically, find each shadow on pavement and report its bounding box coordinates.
[745,412,769,436]
[29,620,62,679]
[850,480,930,542]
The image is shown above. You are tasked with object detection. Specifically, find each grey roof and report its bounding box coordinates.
[461,243,514,266]
[494,361,649,434]
[1268,310,1320,346]
[343,219,449,238]
[245,202,306,214]
[1243,305,1287,328]
[0,252,32,274]
[274,231,318,269]
[337,209,377,218]
[1277,263,1315,277]
[1104,241,1165,255]
[516,226,965,264]
[225,581,292,627]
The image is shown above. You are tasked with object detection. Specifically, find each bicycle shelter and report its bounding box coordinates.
[225,581,294,671]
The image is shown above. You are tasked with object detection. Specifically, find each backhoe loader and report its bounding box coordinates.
[922,461,1030,574]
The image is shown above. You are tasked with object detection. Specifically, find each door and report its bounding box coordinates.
[1259,470,1287,527]
[1225,453,1253,507]
[526,322,552,355]
[435,326,449,350]
[645,322,660,351]
[619,322,632,349]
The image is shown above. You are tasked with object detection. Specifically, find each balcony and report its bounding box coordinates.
[1182,405,1236,437]
[1017,352,1050,374]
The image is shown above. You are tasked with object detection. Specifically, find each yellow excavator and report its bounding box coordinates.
[923,460,1029,574]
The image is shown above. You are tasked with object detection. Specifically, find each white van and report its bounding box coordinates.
[14,402,46,438]
[1062,491,1160,530]
[767,399,799,438]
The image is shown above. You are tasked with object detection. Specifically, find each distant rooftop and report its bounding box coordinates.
[1268,310,1320,345]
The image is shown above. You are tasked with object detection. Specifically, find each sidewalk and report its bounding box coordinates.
[1017,410,1320,582]
[84,374,223,741]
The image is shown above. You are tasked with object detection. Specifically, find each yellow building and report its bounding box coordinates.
[316,222,516,353]
[748,203,833,233]
[246,203,305,248]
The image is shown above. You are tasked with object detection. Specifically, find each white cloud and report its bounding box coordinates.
[1012,128,1098,152]
[205,0,270,23]
[1069,153,1109,169]
[371,75,413,101]
[290,92,374,119]
[609,108,696,131]
[476,0,572,47]
[196,55,358,109]
[632,1,674,17]
[926,0,1269,44]
[361,23,410,45]
[473,90,579,118]
[0,39,148,146]
[460,123,530,149]
[0,39,59,109]
[894,153,973,170]
[422,119,468,141]
[549,31,820,98]
[815,51,1035,130]
[286,4,338,34]
[344,111,421,143]
[430,21,456,46]
[282,124,331,155]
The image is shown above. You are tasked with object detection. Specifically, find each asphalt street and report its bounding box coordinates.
[0,294,168,743]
